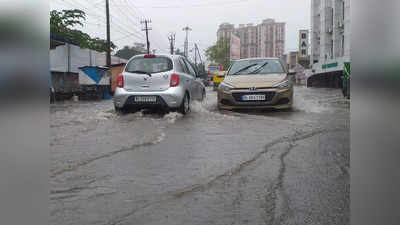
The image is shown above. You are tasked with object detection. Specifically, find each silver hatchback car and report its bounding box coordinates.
[114,54,206,114]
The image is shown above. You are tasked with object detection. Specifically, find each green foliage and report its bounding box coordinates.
[115,45,146,60]
[50,9,116,52]
[205,38,230,70]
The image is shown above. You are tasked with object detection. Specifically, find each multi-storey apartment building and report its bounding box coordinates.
[216,23,235,42]
[257,19,285,59]
[217,19,286,59]
[310,0,350,76]
[236,23,258,58]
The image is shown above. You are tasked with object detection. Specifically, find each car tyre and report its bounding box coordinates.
[178,93,190,114]
[201,89,206,102]
[114,105,127,114]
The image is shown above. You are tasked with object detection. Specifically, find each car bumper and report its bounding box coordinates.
[113,86,185,109]
[217,87,293,110]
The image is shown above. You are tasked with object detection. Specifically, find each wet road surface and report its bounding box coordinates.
[50,86,349,225]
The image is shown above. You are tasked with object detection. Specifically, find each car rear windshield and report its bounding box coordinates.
[209,66,220,74]
[227,59,285,75]
[125,56,173,74]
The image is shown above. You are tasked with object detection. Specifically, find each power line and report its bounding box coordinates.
[53,0,145,48]
[123,1,169,52]
[61,0,145,40]
[54,0,163,50]
[110,0,141,27]
[122,0,143,21]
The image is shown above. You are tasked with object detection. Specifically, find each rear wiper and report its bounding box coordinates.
[126,70,152,77]
[249,62,269,74]
[232,63,258,75]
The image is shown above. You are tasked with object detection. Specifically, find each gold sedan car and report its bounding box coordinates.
[217,58,293,110]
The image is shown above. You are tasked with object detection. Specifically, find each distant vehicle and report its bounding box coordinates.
[217,58,294,110]
[212,70,226,91]
[207,63,222,81]
[114,54,206,114]
[207,64,223,76]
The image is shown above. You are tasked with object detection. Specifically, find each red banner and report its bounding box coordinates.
[230,34,240,61]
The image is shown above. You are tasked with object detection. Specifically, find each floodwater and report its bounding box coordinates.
[50,86,349,225]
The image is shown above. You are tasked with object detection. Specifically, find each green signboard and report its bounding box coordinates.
[322,62,338,69]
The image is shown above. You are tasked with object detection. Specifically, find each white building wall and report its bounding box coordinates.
[343,0,351,61]
[49,44,68,72]
[311,0,350,74]
[311,0,321,64]
[70,45,91,73]
[218,19,285,59]
[50,44,127,73]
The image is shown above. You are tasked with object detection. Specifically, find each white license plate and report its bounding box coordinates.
[134,96,157,103]
[241,94,266,101]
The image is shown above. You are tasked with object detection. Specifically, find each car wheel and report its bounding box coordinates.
[201,89,206,102]
[178,93,190,114]
[114,105,127,114]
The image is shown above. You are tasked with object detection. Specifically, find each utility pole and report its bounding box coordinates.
[182,25,192,58]
[194,43,204,73]
[168,33,176,55]
[141,19,152,54]
[105,0,111,67]
[194,46,197,66]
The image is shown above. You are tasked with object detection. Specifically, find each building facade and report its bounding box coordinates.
[217,19,285,59]
[236,23,258,59]
[297,29,311,68]
[288,51,299,70]
[298,30,310,58]
[217,23,235,41]
[310,0,350,75]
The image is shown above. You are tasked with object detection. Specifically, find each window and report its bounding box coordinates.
[228,59,284,75]
[125,56,173,74]
[302,49,307,55]
[178,57,189,74]
[301,33,307,39]
[174,58,184,73]
[183,59,196,77]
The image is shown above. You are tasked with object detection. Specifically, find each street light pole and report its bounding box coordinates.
[182,25,192,57]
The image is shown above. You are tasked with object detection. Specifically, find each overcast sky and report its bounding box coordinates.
[50,0,310,62]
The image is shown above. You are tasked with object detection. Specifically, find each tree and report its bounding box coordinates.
[205,38,230,70]
[50,9,116,52]
[115,45,146,60]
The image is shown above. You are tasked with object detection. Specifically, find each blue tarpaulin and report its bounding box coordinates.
[78,66,109,84]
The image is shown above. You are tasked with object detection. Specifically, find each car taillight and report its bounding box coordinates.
[170,74,179,87]
[116,73,124,88]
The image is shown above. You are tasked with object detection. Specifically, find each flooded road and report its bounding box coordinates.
[50,86,349,225]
